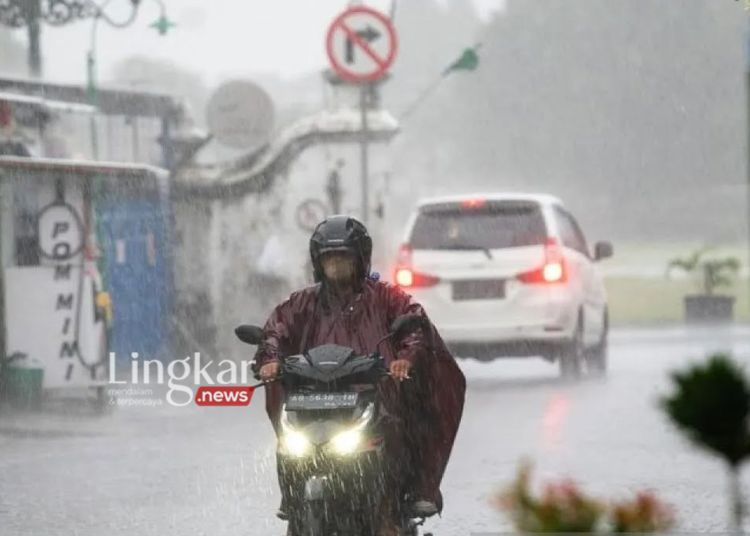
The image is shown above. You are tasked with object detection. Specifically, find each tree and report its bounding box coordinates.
[662,355,750,533]
[396,0,747,242]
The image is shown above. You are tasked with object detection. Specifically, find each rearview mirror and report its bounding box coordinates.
[389,314,426,338]
[234,325,265,345]
[594,241,613,261]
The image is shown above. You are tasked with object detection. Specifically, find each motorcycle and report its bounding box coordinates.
[235,314,434,536]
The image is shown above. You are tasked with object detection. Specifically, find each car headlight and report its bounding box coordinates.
[330,429,363,455]
[282,430,311,457]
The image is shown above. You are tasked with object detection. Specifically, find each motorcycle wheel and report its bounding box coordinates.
[304,502,326,536]
[292,507,374,536]
[286,504,324,536]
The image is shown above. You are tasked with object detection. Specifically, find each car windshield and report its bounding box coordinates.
[410,201,547,250]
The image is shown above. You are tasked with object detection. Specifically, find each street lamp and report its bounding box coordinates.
[86,0,173,158]
[399,43,481,122]
[0,0,136,77]
[87,0,172,96]
[0,0,172,79]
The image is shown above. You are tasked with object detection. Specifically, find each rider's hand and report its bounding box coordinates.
[259,361,280,381]
[390,359,412,382]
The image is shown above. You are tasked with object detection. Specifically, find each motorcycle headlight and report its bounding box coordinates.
[330,429,363,455]
[328,403,375,456]
[280,407,311,457]
[282,430,311,458]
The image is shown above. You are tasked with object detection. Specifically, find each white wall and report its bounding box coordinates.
[1,175,106,389]
[5,267,105,389]
[191,140,395,362]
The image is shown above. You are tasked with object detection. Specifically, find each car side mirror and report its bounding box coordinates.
[389,314,426,338]
[594,241,613,261]
[234,325,265,345]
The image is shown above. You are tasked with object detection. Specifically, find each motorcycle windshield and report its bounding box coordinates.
[283,346,384,384]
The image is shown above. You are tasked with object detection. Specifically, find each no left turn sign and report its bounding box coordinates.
[296,199,329,233]
[326,6,398,83]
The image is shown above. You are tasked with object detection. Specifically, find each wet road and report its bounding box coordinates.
[2,326,749,535]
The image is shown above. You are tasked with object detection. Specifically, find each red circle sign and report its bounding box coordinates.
[325,6,398,83]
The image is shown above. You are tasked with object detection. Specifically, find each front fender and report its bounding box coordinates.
[304,475,329,501]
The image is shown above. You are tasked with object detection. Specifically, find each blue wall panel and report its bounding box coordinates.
[98,199,171,362]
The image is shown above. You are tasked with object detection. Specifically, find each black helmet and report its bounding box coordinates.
[310,215,372,283]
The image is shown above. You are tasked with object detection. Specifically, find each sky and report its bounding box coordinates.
[7,0,503,87]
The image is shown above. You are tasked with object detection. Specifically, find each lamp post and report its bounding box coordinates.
[0,0,172,79]
[746,20,750,324]
[0,1,122,78]
[85,0,173,158]
[399,43,481,122]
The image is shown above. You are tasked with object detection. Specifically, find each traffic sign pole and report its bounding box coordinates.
[360,84,370,224]
[325,5,397,225]
[746,29,750,322]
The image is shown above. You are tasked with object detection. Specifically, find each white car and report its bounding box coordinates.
[392,193,613,377]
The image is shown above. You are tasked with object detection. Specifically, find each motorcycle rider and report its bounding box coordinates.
[253,215,466,531]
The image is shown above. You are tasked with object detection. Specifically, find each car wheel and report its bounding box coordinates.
[559,318,584,379]
[586,312,608,377]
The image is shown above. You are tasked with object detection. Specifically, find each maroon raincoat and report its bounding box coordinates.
[253,278,466,505]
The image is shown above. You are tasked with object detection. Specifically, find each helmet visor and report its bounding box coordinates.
[320,250,357,282]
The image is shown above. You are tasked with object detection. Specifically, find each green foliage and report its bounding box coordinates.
[667,248,740,295]
[396,0,746,242]
[661,355,750,467]
[496,462,674,533]
[705,257,741,292]
[666,248,707,274]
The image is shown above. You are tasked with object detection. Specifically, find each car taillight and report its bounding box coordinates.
[395,268,440,288]
[461,198,486,209]
[517,238,567,284]
[542,261,565,282]
[395,267,414,286]
[394,243,440,288]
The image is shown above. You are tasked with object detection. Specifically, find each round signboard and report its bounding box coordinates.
[206,80,275,149]
[37,202,84,261]
[295,199,329,233]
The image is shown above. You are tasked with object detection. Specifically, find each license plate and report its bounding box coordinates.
[452,279,505,301]
[286,392,359,410]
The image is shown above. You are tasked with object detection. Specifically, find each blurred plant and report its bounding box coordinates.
[661,354,750,533]
[495,462,674,533]
[666,247,740,296]
[610,491,674,533]
[496,462,604,532]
